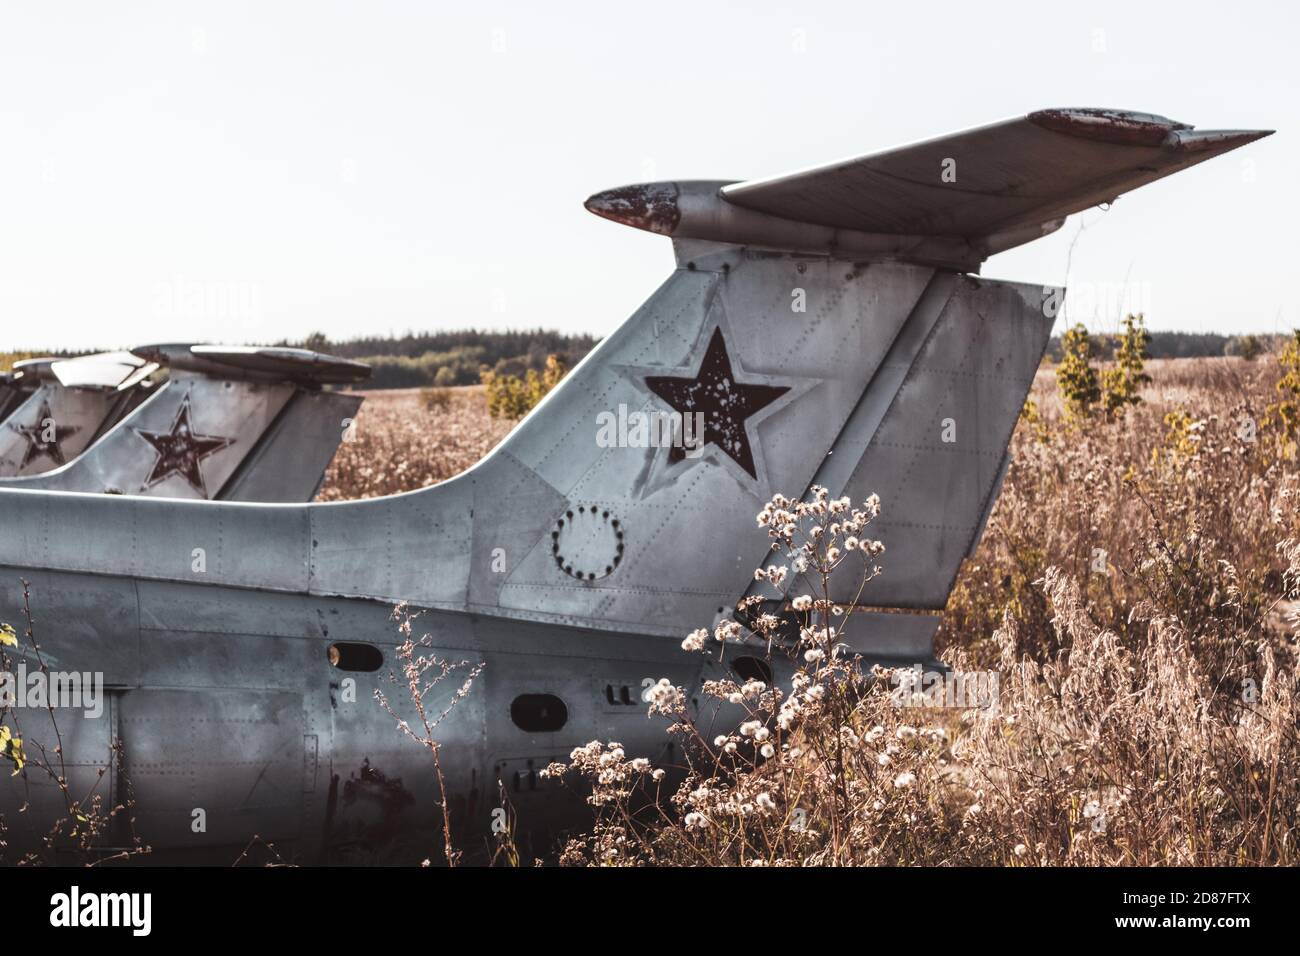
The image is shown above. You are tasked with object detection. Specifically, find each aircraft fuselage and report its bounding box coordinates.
[0,567,739,863]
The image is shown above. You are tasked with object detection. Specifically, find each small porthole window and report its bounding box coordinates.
[327,642,383,672]
[731,656,773,686]
[511,694,568,733]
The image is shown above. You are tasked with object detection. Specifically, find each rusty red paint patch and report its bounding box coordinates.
[1028,108,1189,147]
[584,182,681,234]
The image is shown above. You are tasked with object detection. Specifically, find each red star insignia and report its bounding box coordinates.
[10,399,81,469]
[132,394,234,497]
[645,327,790,480]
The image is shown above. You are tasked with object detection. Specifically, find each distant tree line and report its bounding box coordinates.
[4,328,1279,388]
[1045,331,1284,363]
[284,328,600,389]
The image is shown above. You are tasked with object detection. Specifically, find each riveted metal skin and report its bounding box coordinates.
[0,109,1269,861]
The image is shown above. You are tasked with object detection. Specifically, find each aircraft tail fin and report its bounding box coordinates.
[407,253,1052,660]
[216,388,363,502]
[0,381,127,477]
[2,346,367,501]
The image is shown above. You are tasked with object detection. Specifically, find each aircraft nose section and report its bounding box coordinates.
[583,182,681,234]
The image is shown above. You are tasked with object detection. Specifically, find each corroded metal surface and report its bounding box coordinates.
[583,181,682,234]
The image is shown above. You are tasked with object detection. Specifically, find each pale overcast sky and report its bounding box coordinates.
[0,0,1293,351]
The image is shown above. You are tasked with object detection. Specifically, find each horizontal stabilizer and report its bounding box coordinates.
[50,351,158,390]
[9,357,58,380]
[723,109,1269,242]
[587,108,1271,267]
[135,344,371,386]
[189,346,371,385]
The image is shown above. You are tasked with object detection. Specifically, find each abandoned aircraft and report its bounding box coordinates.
[0,108,1270,862]
[0,344,370,503]
[0,351,162,479]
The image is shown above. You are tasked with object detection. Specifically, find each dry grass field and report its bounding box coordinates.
[320,355,1300,865]
[317,386,512,502]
